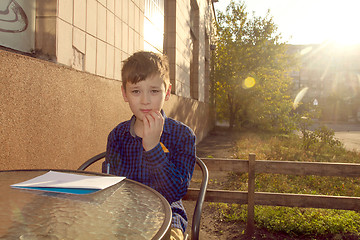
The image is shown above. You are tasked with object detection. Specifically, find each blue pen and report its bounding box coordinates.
[107,163,110,174]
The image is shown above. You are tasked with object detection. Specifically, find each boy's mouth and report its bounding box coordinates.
[140,109,152,113]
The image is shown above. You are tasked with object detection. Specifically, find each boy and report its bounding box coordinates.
[102,51,196,240]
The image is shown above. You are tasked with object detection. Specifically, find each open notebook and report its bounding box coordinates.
[11,171,125,195]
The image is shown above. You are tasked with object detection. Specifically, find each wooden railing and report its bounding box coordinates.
[183,154,360,235]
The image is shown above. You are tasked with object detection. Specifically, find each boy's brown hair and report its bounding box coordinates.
[121,51,170,90]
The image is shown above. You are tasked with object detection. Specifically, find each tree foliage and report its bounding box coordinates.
[213,0,298,132]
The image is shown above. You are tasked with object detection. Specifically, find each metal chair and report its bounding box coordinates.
[77,152,208,240]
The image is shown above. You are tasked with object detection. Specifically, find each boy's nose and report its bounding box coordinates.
[140,92,150,104]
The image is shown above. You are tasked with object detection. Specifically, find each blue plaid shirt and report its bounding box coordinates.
[102,111,196,232]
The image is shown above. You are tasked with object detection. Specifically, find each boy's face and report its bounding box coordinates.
[122,74,171,121]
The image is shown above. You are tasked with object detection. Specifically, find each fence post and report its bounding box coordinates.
[246,153,256,236]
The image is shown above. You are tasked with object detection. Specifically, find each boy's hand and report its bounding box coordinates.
[142,111,164,151]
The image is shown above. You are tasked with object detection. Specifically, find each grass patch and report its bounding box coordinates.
[210,203,360,237]
[212,127,360,237]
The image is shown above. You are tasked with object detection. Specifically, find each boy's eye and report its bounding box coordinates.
[131,90,140,94]
[151,90,160,93]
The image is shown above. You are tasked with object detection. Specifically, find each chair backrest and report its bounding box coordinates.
[77,152,106,171]
[191,157,209,240]
[77,153,209,240]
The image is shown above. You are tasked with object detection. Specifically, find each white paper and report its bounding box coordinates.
[11,171,125,190]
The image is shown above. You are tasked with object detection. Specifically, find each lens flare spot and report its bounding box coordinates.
[293,87,309,109]
[243,77,255,89]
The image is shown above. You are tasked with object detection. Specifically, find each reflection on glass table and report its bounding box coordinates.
[0,170,171,240]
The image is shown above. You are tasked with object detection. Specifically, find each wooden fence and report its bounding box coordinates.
[183,154,360,235]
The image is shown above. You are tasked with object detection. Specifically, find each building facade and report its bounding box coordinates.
[289,43,360,121]
[0,0,217,170]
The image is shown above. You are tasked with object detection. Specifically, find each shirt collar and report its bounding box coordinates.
[161,110,170,134]
[128,110,169,137]
[129,116,136,137]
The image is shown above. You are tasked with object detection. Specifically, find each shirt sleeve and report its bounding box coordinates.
[142,126,196,203]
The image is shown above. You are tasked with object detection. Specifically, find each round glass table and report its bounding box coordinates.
[0,170,171,240]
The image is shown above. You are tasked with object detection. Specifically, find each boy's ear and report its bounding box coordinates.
[165,84,172,101]
[121,85,129,102]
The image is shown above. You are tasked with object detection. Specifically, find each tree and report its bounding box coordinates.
[213,0,298,131]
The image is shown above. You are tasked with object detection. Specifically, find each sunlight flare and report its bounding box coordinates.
[293,87,309,109]
[242,77,256,89]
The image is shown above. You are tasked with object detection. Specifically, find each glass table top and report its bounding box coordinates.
[0,170,171,240]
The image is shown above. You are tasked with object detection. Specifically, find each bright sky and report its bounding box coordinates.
[214,0,360,45]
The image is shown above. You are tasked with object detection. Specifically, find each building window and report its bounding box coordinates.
[144,0,164,53]
[190,0,199,100]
